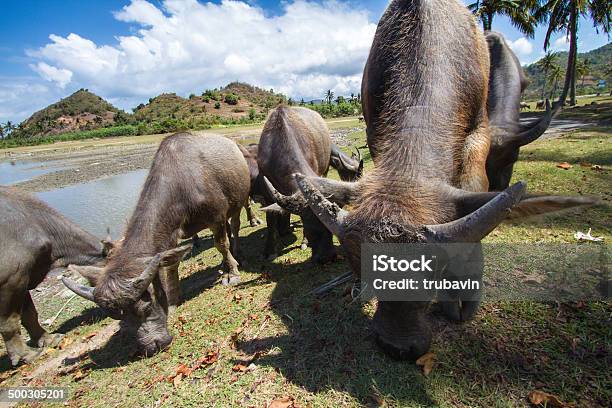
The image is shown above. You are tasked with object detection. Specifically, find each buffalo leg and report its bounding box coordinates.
[278,212,292,236]
[264,212,280,260]
[214,223,240,286]
[230,213,241,262]
[21,292,62,348]
[0,288,41,366]
[245,199,262,227]
[160,262,181,315]
[459,124,490,192]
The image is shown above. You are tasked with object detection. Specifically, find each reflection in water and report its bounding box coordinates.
[36,169,148,239]
[0,160,68,185]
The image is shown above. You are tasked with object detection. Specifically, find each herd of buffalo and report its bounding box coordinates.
[0,0,598,367]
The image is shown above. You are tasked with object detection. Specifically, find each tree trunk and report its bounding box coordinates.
[569,18,578,106]
[559,3,577,107]
[541,69,548,101]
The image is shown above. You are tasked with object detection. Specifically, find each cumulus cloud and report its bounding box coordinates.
[30,62,73,88]
[553,36,570,51]
[0,79,63,122]
[508,37,533,63]
[25,0,377,112]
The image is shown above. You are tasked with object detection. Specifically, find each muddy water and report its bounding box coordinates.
[36,169,148,238]
[0,160,69,185]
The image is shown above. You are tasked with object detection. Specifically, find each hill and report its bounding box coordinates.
[12,89,125,138]
[132,83,285,125]
[523,43,611,100]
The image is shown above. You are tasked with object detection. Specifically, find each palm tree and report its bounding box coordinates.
[537,51,560,100]
[548,64,564,99]
[575,58,591,88]
[537,0,611,106]
[325,90,334,106]
[469,0,539,35]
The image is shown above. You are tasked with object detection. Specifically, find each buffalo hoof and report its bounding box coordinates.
[300,242,308,250]
[440,300,480,323]
[250,218,263,227]
[167,305,177,316]
[265,253,278,261]
[36,332,64,348]
[374,332,431,361]
[10,347,43,367]
[221,274,241,286]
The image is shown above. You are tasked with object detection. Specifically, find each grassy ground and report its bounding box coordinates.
[0,120,610,407]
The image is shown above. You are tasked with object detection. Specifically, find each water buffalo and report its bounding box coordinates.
[291,0,595,360]
[257,106,335,263]
[330,144,363,181]
[63,133,250,356]
[0,187,113,365]
[485,31,557,191]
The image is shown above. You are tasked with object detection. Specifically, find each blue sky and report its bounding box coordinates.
[0,0,609,123]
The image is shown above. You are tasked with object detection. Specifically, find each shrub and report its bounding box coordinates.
[214,102,221,109]
[224,94,239,105]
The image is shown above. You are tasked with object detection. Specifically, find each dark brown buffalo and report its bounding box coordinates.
[330,143,363,181]
[292,0,595,360]
[485,31,557,191]
[63,133,250,356]
[257,106,335,263]
[0,187,112,365]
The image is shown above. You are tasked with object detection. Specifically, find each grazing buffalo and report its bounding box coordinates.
[64,133,250,356]
[291,0,595,360]
[257,106,335,263]
[485,31,556,191]
[330,143,363,181]
[536,100,546,110]
[0,187,113,365]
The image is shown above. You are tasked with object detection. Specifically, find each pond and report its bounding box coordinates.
[0,159,69,185]
[36,169,148,239]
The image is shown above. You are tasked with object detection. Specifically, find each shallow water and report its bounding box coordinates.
[36,169,148,239]
[0,160,68,185]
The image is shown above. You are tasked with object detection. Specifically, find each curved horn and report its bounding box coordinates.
[262,176,307,214]
[516,99,556,146]
[423,181,526,242]
[352,146,362,163]
[129,253,163,297]
[294,173,348,237]
[62,277,95,302]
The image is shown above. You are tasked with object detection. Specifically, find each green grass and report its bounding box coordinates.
[0,123,610,407]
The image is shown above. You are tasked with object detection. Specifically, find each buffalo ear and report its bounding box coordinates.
[158,244,193,267]
[450,188,600,219]
[68,265,104,286]
[506,195,600,219]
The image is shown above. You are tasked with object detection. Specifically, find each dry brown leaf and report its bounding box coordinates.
[522,274,545,285]
[232,364,248,372]
[269,396,294,408]
[172,372,183,388]
[72,369,88,382]
[556,162,572,170]
[415,352,436,376]
[59,337,74,350]
[83,331,97,340]
[528,390,573,407]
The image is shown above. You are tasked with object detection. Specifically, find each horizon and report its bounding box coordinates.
[1,0,610,123]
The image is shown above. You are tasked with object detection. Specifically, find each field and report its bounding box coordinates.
[0,112,610,407]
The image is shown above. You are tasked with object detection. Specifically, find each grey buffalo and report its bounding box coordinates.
[63,133,250,356]
[0,187,113,365]
[291,0,595,360]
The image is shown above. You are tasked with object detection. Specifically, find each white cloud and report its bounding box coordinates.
[0,79,63,122]
[30,62,73,88]
[23,0,377,114]
[508,37,533,58]
[553,36,570,51]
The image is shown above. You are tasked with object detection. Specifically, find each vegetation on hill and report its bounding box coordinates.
[0,82,362,148]
[10,89,124,138]
[523,43,612,100]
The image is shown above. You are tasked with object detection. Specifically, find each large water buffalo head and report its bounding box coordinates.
[293,172,596,359]
[63,244,192,355]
